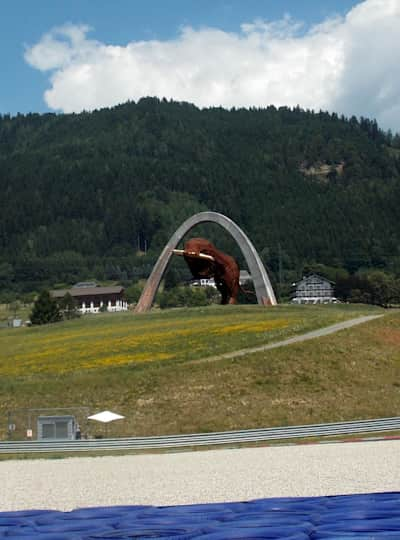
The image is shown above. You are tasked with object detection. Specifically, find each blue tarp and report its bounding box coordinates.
[1,492,400,539]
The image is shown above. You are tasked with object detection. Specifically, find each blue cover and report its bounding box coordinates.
[1,492,400,539]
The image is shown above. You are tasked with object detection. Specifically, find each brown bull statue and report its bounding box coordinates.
[173,237,240,304]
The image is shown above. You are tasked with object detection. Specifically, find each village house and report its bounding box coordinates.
[292,274,338,304]
[51,283,128,314]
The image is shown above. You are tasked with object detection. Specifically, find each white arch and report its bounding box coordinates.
[135,211,277,312]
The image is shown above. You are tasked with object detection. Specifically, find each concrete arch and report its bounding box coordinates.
[134,211,277,313]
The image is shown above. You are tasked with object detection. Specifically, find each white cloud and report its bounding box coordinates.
[25,24,95,71]
[24,0,400,131]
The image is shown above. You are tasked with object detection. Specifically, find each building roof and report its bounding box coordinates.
[51,286,124,298]
[73,281,98,288]
[295,273,335,285]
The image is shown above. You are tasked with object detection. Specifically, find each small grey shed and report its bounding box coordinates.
[37,415,77,440]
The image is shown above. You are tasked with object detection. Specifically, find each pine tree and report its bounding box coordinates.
[30,290,62,325]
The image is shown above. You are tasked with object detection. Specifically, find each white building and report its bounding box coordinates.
[292,274,338,304]
[51,285,128,314]
[190,270,252,289]
[190,277,217,288]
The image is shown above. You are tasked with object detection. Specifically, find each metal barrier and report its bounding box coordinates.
[0,416,399,454]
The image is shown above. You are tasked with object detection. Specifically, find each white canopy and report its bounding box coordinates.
[88,410,125,423]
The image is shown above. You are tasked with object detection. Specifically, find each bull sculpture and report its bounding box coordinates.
[173,237,241,304]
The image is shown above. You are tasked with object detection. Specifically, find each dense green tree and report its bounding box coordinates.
[0,262,14,287]
[58,292,80,320]
[157,285,213,309]
[335,270,400,307]
[124,283,143,304]
[30,290,62,325]
[361,270,399,307]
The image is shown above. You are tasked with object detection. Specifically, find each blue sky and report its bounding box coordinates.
[2,0,400,131]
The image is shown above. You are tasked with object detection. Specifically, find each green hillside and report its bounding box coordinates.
[2,303,397,441]
[1,99,400,297]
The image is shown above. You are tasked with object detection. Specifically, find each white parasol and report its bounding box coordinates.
[88,410,125,437]
[88,410,125,423]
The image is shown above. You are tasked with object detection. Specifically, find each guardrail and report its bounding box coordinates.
[1,416,399,454]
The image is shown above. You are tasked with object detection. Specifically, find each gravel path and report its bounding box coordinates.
[1,439,399,511]
[190,314,383,364]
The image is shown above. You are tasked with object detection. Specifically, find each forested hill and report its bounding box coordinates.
[1,98,400,296]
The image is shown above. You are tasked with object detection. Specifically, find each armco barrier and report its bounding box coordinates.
[1,416,400,454]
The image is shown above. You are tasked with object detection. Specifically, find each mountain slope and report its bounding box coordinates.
[1,99,399,292]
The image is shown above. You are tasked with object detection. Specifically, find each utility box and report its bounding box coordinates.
[37,415,76,440]
[9,318,22,328]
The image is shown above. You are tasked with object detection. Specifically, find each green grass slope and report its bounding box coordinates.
[1,303,397,440]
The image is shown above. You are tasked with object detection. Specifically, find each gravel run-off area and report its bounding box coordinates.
[1,439,399,511]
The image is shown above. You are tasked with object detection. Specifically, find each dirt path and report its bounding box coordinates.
[189,314,383,365]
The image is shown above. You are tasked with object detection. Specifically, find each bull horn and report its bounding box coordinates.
[198,253,215,261]
[172,249,215,261]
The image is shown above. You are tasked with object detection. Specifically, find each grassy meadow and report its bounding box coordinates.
[1,303,399,440]
[0,303,31,325]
